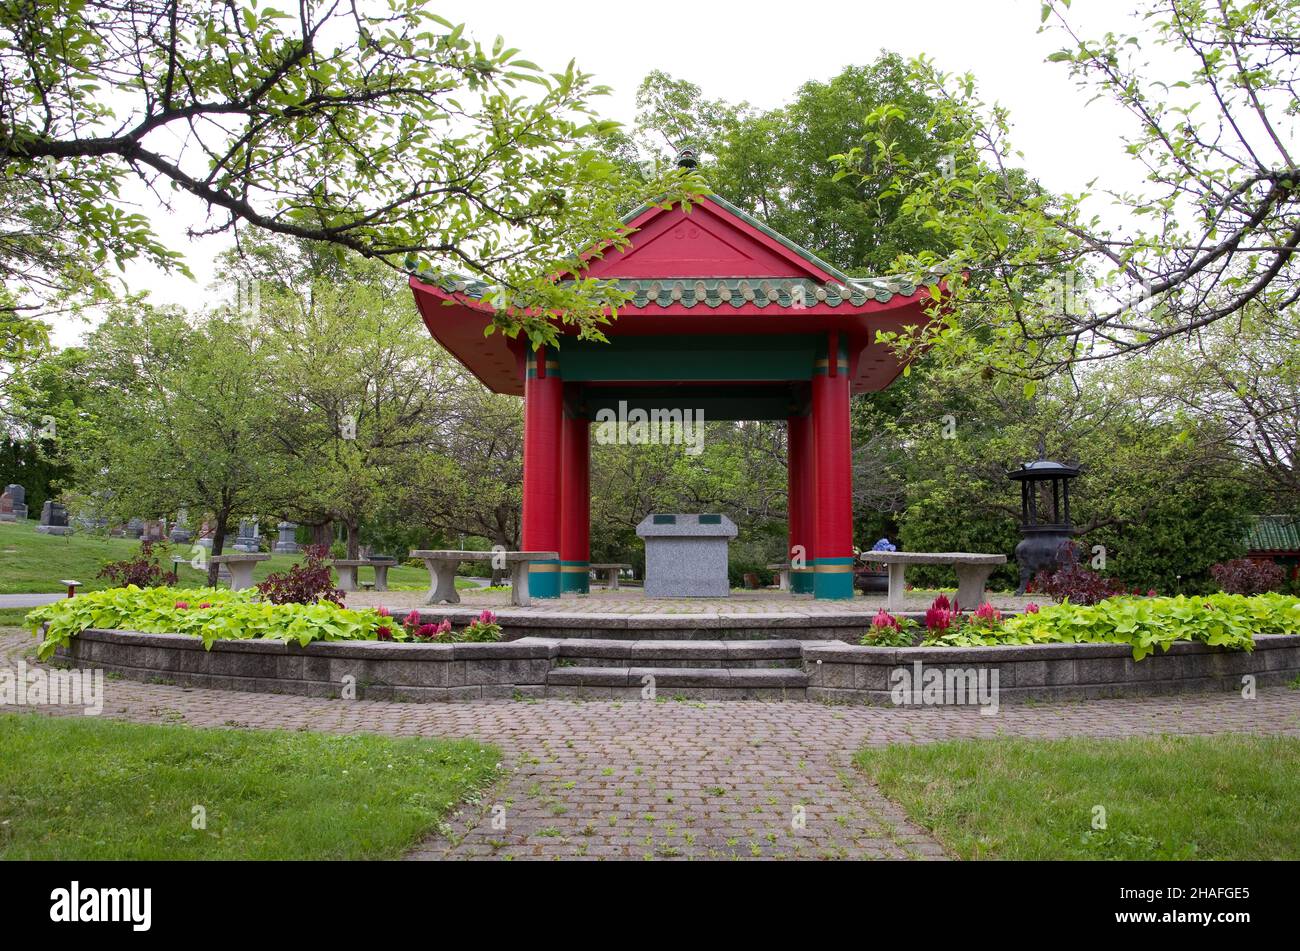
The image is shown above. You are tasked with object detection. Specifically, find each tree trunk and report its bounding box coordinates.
[346,517,360,560]
[207,513,230,586]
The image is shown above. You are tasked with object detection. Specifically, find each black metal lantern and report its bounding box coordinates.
[1008,458,1081,593]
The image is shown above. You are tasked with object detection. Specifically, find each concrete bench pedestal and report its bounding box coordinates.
[208,553,270,591]
[410,550,558,607]
[589,563,631,589]
[858,551,1007,612]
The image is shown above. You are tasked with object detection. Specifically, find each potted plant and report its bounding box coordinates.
[854,537,894,594]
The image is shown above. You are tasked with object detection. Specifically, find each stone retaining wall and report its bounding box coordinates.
[803,635,1300,704]
[53,629,1300,704]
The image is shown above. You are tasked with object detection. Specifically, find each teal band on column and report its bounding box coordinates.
[559,561,590,594]
[527,560,561,598]
[812,557,855,600]
[790,569,815,594]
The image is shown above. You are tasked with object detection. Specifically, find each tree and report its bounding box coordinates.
[832,0,1300,378]
[0,0,703,342]
[218,235,454,559]
[64,301,291,579]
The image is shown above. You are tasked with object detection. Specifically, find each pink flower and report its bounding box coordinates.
[973,602,1002,623]
[437,619,453,635]
[376,625,393,641]
[1147,589,1157,597]
[174,601,189,610]
[376,606,391,617]
[198,602,212,609]
[1024,602,1040,614]
[403,610,421,629]
[477,610,497,625]
[925,607,955,631]
[930,594,951,612]
[415,623,439,639]
[871,609,899,629]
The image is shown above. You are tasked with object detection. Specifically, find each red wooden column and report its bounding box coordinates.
[811,332,854,599]
[522,346,562,598]
[787,410,815,594]
[559,386,590,594]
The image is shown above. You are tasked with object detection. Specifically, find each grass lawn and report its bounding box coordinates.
[856,734,1300,860]
[0,712,499,859]
[0,519,476,594]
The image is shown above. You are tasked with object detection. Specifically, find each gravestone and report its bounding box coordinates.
[273,521,300,554]
[124,517,144,539]
[636,513,738,598]
[169,510,192,544]
[0,484,27,522]
[141,519,165,542]
[233,518,261,552]
[36,500,71,535]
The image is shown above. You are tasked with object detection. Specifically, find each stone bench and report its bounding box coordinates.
[409,550,558,607]
[858,551,1007,612]
[332,558,399,593]
[766,562,792,591]
[589,563,631,589]
[208,553,270,591]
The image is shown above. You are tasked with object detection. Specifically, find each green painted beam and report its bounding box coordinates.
[558,334,820,383]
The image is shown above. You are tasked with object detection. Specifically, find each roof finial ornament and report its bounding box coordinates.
[675,146,698,170]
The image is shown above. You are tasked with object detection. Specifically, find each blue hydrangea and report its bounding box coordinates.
[871,537,897,551]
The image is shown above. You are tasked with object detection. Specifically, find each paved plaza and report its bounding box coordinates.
[4,625,1298,860]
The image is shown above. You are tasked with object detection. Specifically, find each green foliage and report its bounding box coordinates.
[25,584,508,660]
[26,585,382,659]
[0,0,704,340]
[831,1,1300,377]
[922,593,1300,660]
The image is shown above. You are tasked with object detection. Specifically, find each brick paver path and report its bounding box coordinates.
[4,626,1298,860]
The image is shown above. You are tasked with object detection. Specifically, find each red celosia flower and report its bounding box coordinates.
[376,625,393,641]
[477,610,497,625]
[1147,589,1157,597]
[174,601,189,610]
[1024,603,1040,614]
[436,619,453,636]
[416,623,439,638]
[924,607,955,631]
[403,610,422,629]
[377,606,391,617]
[973,602,1002,623]
[198,602,212,609]
[871,609,898,629]
[930,594,951,612]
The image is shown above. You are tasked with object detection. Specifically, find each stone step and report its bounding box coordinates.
[543,637,804,669]
[545,665,808,700]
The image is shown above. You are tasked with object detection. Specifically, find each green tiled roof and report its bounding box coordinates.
[409,272,929,308]
[1246,515,1300,552]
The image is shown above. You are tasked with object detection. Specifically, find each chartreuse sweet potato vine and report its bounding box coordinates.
[24,586,475,662]
[923,593,1300,660]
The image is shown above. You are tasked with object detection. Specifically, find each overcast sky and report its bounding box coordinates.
[87,0,1155,348]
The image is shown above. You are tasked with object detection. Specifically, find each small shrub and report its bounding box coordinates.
[256,545,344,606]
[98,540,176,588]
[1210,558,1285,595]
[859,609,917,647]
[1032,541,1128,606]
[461,610,502,642]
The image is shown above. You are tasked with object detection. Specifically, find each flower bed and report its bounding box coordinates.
[860,592,1300,660]
[25,585,500,661]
